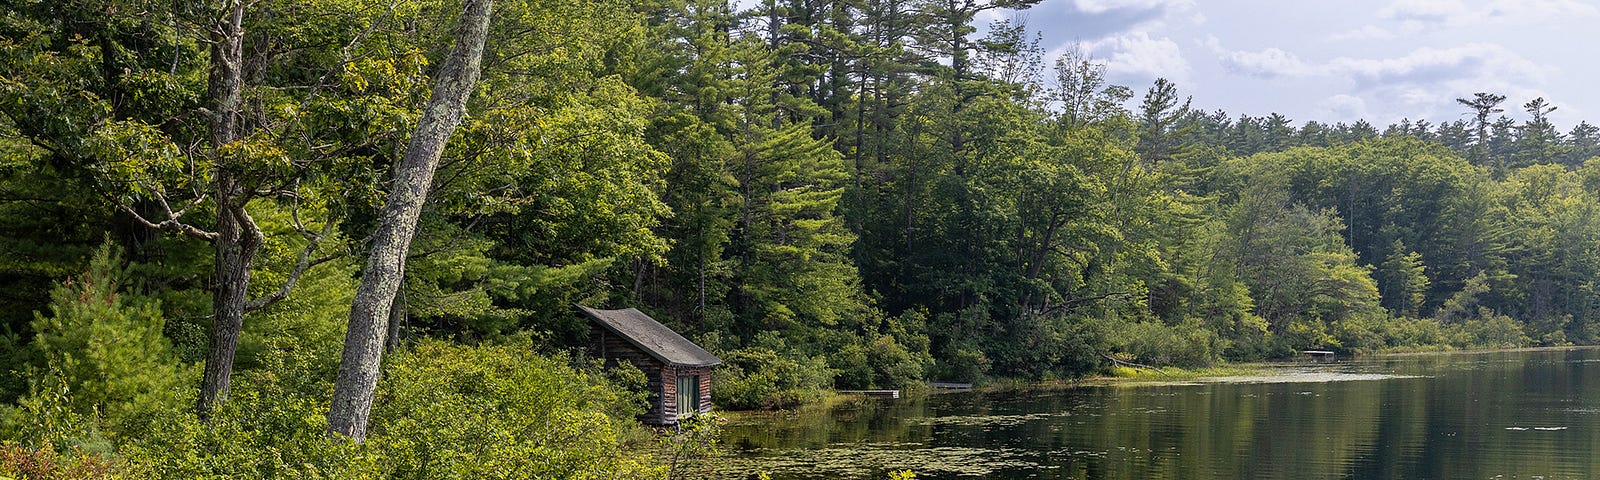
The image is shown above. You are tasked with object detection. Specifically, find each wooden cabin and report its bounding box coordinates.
[579,305,721,425]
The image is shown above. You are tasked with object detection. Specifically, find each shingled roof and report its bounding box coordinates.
[578,305,722,368]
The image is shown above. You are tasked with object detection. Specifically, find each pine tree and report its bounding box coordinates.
[22,243,184,432]
[1379,240,1430,318]
[725,38,867,334]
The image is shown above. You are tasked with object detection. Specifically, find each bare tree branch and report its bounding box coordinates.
[246,217,338,311]
[107,190,219,241]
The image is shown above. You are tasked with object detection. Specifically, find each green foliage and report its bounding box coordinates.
[366,339,659,479]
[118,339,662,479]
[832,334,929,390]
[658,412,723,480]
[887,470,918,480]
[706,333,835,410]
[6,243,188,439]
[1379,240,1430,318]
[1099,319,1223,368]
[0,442,130,480]
[4,2,1600,476]
[117,372,376,480]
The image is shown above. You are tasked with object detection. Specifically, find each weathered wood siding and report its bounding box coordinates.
[661,365,678,422]
[592,329,669,424]
[699,370,712,413]
[659,365,714,423]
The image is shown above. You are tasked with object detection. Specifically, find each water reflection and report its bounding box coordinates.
[721,348,1600,479]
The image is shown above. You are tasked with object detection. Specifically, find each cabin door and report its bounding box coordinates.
[676,374,699,419]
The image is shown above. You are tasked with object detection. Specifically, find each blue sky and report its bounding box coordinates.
[1002,0,1597,128]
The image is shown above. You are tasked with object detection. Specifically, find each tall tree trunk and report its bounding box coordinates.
[327,0,493,442]
[385,270,406,352]
[196,0,260,421]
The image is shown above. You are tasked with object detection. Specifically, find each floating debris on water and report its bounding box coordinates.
[717,443,1042,478]
[904,412,1062,427]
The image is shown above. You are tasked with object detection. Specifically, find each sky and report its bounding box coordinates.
[1001,0,1599,129]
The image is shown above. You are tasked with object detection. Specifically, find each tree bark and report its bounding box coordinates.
[385,271,405,352]
[196,0,262,421]
[327,0,493,442]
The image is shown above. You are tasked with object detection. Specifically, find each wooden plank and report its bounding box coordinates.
[838,389,900,399]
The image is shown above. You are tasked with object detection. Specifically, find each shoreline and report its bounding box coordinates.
[1368,344,1600,357]
[728,344,1600,415]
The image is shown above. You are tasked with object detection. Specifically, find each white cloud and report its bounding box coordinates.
[1379,0,1600,26]
[1327,25,1396,42]
[1330,43,1549,86]
[1206,41,1558,125]
[1077,32,1190,82]
[1219,47,1315,78]
[1317,94,1371,121]
[1072,0,1193,15]
[1212,43,1549,86]
[1377,0,1465,22]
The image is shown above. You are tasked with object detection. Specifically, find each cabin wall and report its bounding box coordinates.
[592,329,669,424]
[662,365,714,421]
[700,370,712,413]
[589,326,717,425]
[662,366,677,422]
[684,366,713,414]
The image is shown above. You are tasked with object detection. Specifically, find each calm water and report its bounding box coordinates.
[720,348,1600,479]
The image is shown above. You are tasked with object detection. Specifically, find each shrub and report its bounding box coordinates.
[368,338,658,480]
[0,443,130,480]
[117,338,663,479]
[1459,308,1531,349]
[711,347,833,410]
[117,373,375,480]
[1101,319,1222,368]
[658,413,723,480]
[831,335,926,390]
[1276,317,1339,353]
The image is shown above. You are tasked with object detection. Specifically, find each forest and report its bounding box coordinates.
[3,0,1600,477]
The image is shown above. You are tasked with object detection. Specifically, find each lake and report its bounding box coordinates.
[719,347,1600,479]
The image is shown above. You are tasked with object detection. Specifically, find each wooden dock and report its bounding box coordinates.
[929,382,973,392]
[838,389,900,399]
[1300,350,1336,363]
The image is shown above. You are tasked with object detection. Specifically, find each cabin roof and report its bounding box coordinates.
[578,305,722,368]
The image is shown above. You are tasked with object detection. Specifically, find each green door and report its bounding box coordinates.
[676,374,698,419]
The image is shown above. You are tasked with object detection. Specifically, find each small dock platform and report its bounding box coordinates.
[838,389,900,399]
[929,382,973,392]
[1300,350,1337,363]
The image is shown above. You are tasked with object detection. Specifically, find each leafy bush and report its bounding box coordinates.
[658,412,723,479]
[1101,319,1222,368]
[1276,317,1340,353]
[117,372,375,479]
[832,334,927,389]
[368,338,658,479]
[711,347,834,410]
[0,442,129,480]
[930,347,989,384]
[119,338,663,479]
[1458,308,1531,349]
[704,330,835,410]
[1330,315,1385,353]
